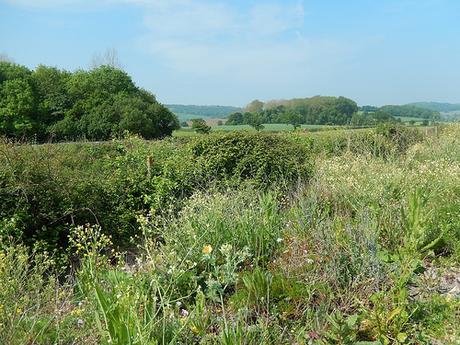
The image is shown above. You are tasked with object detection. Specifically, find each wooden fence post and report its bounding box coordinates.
[147,155,153,179]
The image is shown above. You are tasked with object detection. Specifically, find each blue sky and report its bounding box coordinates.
[1,0,459,106]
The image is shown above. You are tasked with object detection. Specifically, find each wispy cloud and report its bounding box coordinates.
[125,0,353,85]
[1,0,359,103]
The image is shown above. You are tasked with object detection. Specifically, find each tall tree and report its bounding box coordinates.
[0,79,35,137]
[245,99,264,113]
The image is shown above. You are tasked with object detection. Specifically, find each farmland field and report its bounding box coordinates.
[174,124,345,137]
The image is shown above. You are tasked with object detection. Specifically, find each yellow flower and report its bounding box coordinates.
[202,245,213,254]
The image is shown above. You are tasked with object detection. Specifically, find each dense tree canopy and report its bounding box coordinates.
[0,62,179,141]
[408,102,460,113]
[379,105,440,120]
[227,97,442,127]
[191,118,211,134]
[227,96,359,126]
[350,110,400,126]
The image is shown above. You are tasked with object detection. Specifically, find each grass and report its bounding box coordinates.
[174,124,345,137]
[1,124,459,344]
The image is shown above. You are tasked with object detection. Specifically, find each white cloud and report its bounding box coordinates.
[127,0,354,86]
[2,0,358,103]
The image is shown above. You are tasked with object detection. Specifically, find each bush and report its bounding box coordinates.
[190,132,313,188]
[375,123,423,154]
[288,125,423,158]
[0,133,313,254]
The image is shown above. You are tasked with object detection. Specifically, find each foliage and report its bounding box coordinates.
[350,110,399,126]
[0,61,179,141]
[408,102,460,113]
[228,96,359,126]
[380,105,440,120]
[190,132,312,188]
[1,125,460,344]
[191,118,211,134]
[0,132,312,253]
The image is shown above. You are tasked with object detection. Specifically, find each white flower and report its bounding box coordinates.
[220,244,233,255]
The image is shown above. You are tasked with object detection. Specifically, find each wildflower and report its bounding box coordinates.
[202,245,213,254]
[190,325,199,334]
[308,331,320,340]
[276,237,283,243]
[180,309,189,317]
[220,243,232,255]
[77,319,84,328]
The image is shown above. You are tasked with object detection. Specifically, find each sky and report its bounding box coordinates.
[0,0,459,107]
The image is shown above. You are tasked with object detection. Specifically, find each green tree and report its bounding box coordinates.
[52,66,178,140]
[247,113,264,131]
[0,61,31,84]
[191,118,211,134]
[245,99,264,113]
[286,110,302,130]
[226,112,244,125]
[0,78,36,137]
[32,65,71,138]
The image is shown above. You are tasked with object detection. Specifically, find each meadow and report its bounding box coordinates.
[1,124,459,344]
[174,124,351,137]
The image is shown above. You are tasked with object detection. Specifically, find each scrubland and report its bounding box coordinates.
[0,124,459,344]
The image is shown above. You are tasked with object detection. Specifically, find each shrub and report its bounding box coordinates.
[0,132,313,254]
[190,132,313,188]
[375,123,423,154]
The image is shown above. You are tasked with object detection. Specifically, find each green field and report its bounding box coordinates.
[174,123,342,136]
[213,123,336,131]
[395,116,430,123]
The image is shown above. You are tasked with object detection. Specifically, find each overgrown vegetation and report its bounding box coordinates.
[1,123,459,344]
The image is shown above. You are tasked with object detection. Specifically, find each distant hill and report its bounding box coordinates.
[166,104,242,121]
[408,102,460,112]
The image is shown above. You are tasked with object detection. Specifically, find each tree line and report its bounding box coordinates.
[166,104,242,118]
[0,62,179,141]
[227,96,360,128]
[226,96,440,129]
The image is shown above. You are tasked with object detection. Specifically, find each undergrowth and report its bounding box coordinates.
[1,124,459,344]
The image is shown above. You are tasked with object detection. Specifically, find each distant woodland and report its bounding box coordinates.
[226,97,440,128]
